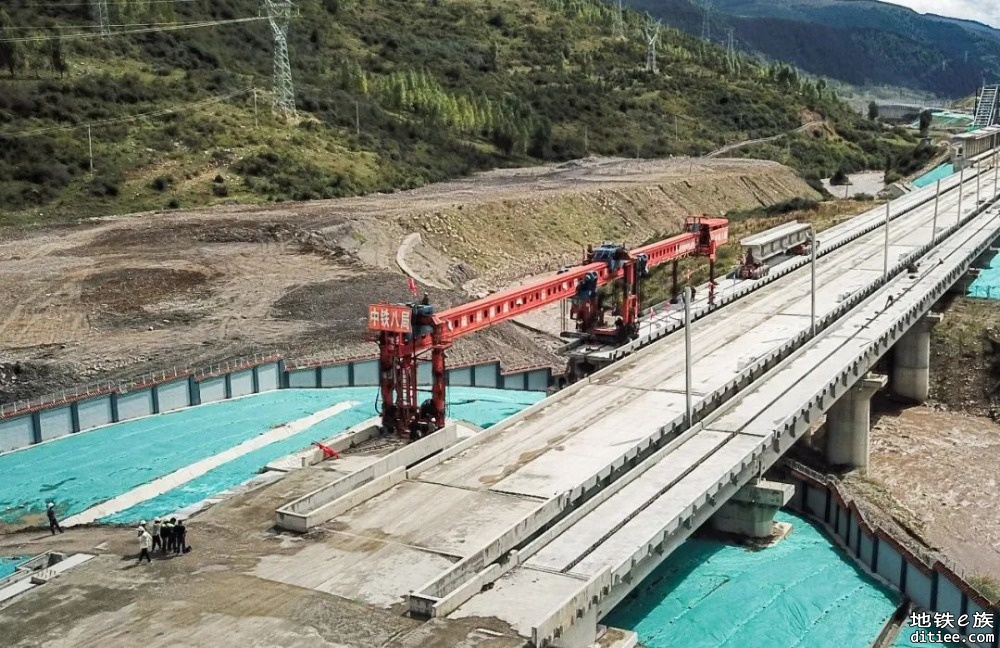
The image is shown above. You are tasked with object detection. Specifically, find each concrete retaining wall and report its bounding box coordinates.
[788,463,999,648]
[229,370,254,398]
[275,425,458,532]
[412,493,570,608]
[256,363,280,391]
[156,380,189,413]
[198,377,227,404]
[38,407,73,442]
[0,351,548,455]
[117,390,153,421]
[0,416,34,453]
[277,468,406,533]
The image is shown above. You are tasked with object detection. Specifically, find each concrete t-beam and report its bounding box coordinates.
[825,373,888,469]
[709,478,794,539]
[892,313,943,403]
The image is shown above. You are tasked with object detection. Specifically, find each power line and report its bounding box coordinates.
[0,16,267,43]
[20,0,202,7]
[1,88,252,138]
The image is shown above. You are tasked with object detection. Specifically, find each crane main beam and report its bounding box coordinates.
[369,216,729,438]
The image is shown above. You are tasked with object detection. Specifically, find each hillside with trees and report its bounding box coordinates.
[0,0,933,225]
[627,0,1000,98]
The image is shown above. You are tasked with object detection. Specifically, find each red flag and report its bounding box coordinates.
[313,442,341,460]
[407,276,418,297]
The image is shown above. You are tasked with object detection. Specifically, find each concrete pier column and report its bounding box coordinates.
[892,313,942,403]
[825,374,888,469]
[710,479,794,538]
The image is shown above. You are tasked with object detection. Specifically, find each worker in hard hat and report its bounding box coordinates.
[46,502,63,535]
[150,518,162,552]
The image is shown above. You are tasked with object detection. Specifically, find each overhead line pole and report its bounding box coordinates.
[957,166,964,226]
[810,226,817,337]
[931,179,940,246]
[883,201,890,281]
[684,286,693,428]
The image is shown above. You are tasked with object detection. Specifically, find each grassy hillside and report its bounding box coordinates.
[629,0,1000,98]
[0,0,929,225]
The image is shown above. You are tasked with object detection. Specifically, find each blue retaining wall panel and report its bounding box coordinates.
[449,367,473,387]
[502,373,527,391]
[199,377,227,403]
[353,360,378,386]
[473,363,499,388]
[805,487,827,522]
[835,509,849,542]
[157,380,190,413]
[321,365,350,388]
[417,362,432,386]
[117,390,153,421]
[256,363,280,392]
[77,396,113,431]
[905,568,933,610]
[937,576,963,619]
[859,533,875,567]
[967,601,992,648]
[527,369,550,391]
[848,517,861,553]
[288,369,317,388]
[0,416,34,453]
[229,370,254,398]
[38,406,73,442]
[875,542,903,585]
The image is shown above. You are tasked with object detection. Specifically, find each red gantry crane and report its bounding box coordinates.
[367,216,728,438]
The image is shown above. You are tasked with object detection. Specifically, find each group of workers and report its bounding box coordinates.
[137,517,188,563]
[44,502,191,564]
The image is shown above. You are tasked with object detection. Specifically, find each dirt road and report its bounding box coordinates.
[0,156,816,403]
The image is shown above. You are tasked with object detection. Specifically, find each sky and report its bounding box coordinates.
[879,0,1000,28]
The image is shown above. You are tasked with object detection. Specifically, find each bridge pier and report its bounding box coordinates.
[709,478,794,539]
[892,313,942,403]
[948,269,980,295]
[825,373,888,469]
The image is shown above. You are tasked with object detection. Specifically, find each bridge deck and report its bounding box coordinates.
[256,170,992,621]
[449,188,1000,639]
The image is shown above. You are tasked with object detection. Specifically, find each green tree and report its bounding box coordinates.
[867,101,879,121]
[47,36,67,78]
[0,10,24,77]
[918,109,933,135]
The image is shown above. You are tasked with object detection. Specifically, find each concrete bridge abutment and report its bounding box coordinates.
[825,373,888,469]
[891,312,942,403]
[709,478,794,539]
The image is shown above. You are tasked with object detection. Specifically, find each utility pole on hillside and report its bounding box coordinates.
[701,0,712,42]
[265,0,296,115]
[643,17,661,74]
[93,0,110,36]
[726,28,736,75]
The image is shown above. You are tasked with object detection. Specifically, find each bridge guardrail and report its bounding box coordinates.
[531,194,1000,644]
[584,167,984,364]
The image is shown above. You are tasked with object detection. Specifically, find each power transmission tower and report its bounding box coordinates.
[643,17,661,74]
[700,0,711,42]
[612,0,625,39]
[93,0,111,36]
[265,0,296,115]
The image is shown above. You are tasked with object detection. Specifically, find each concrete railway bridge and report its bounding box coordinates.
[266,166,1000,648]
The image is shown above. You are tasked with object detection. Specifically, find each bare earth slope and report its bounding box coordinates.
[0,157,817,403]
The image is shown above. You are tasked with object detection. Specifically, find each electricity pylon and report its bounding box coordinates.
[265,0,296,115]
